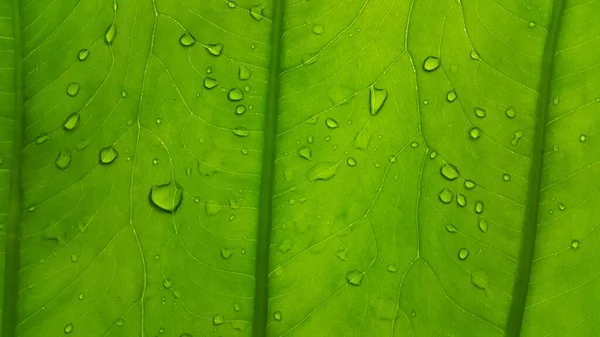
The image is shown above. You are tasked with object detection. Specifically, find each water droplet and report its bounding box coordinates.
[346,270,363,286]
[186,167,192,178]
[464,180,476,189]
[153,158,159,165]
[307,135,314,143]
[446,90,457,102]
[505,107,516,119]
[369,87,387,116]
[63,113,80,131]
[64,323,74,334]
[36,134,49,144]
[203,77,218,89]
[121,90,128,98]
[580,134,587,142]
[387,264,398,273]
[115,319,124,327]
[99,146,118,165]
[55,151,71,170]
[571,239,580,249]
[234,304,241,312]
[250,5,264,21]
[553,96,560,105]
[558,202,566,211]
[458,248,469,260]
[475,201,484,214]
[105,23,116,45]
[163,278,173,289]
[325,118,339,129]
[250,43,256,50]
[470,51,480,60]
[423,56,441,72]
[220,248,233,260]
[440,163,459,180]
[411,142,419,148]
[503,173,511,182]
[474,108,486,118]
[241,148,249,155]
[66,83,80,97]
[213,313,225,325]
[150,182,183,213]
[244,84,251,92]
[156,118,162,124]
[298,147,312,160]
[206,43,223,56]
[510,130,524,146]
[235,105,246,115]
[27,204,36,212]
[71,254,78,262]
[468,127,481,140]
[78,49,89,61]
[471,270,488,290]
[389,155,397,163]
[179,32,195,46]
[344,157,357,167]
[411,311,416,317]
[456,193,467,207]
[429,150,438,159]
[438,188,453,204]
[445,224,458,233]
[273,311,282,321]
[478,219,488,233]
[529,21,536,28]
[232,127,250,137]
[239,65,251,80]
[228,88,244,101]
[312,24,324,35]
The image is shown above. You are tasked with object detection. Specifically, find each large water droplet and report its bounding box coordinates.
[446,90,457,102]
[458,248,469,260]
[228,88,244,101]
[66,83,80,97]
[63,113,80,131]
[369,87,387,116]
[325,118,339,129]
[99,146,118,164]
[55,151,71,170]
[440,163,459,180]
[206,43,223,56]
[149,182,183,213]
[105,23,116,45]
[78,49,89,61]
[239,65,251,80]
[179,32,195,46]
[438,188,453,204]
[346,270,363,286]
[423,56,440,72]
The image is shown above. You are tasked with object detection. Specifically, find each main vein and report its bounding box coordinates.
[506,1,565,335]
[252,0,286,336]
[2,0,24,336]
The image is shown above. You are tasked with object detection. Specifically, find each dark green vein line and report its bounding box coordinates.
[2,0,24,336]
[252,0,285,336]
[506,1,565,336]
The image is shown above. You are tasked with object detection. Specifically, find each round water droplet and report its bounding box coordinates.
[273,311,282,321]
[204,77,219,90]
[469,127,481,140]
[438,188,453,204]
[66,83,80,97]
[232,127,250,137]
[228,88,244,101]
[150,182,183,213]
[179,32,195,46]
[78,49,89,61]
[423,99,429,105]
[503,173,511,182]
[206,43,223,56]
[470,51,480,60]
[370,87,388,116]
[239,65,251,80]
[105,23,117,45]
[241,148,249,155]
[298,147,312,160]
[475,201,484,214]
[429,150,438,159]
[440,163,459,180]
[71,254,78,262]
[458,248,469,260]
[580,134,587,142]
[64,323,74,334]
[220,248,233,260]
[213,313,225,325]
[156,118,162,124]
[325,118,339,129]
[529,21,536,28]
[347,157,357,167]
[55,151,72,170]
[445,224,458,233]
[236,105,246,115]
[423,56,441,72]
[411,142,419,148]
[571,239,580,249]
[478,219,488,233]
[474,108,486,118]
[505,107,516,119]
[63,113,80,131]
[446,90,457,102]
[121,90,128,98]
[78,293,84,300]
[464,180,476,189]
[346,270,363,286]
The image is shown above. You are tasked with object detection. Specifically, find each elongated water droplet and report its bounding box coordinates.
[370,87,387,116]
[505,107,516,119]
[228,88,244,101]
[469,127,481,140]
[239,65,251,80]
[298,147,312,160]
[55,151,71,170]
[458,248,469,260]
[67,83,80,97]
[179,32,195,46]
[78,49,89,61]
[325,118,339,129]
[471,270,488,290]
[438,188,453,204]
[346,270,363,286]
[446,90,457,102]
[470,51,480,60]
[423,56,440,72]
[232,127,250,137]
[244,84,251,92]
[105,23,116,45]
[553,96,560,105]
[474,108,486,118]
[213,313,225,325]
[204,77,218,89]
[307,162,338,181]
[312,24,324,35]
[150,182,183,213]
[475,201,484,214]
[510,130,524,146]
[63,113,79,131]
[478,219,488,232]
[64,323,74,334]
[36,134,49,144]
[440,163,459,180]
[99,146,118,164]
[121,90,127,98]
[445,224,458,233]
[206,43,223,56]
[456,193,467,207]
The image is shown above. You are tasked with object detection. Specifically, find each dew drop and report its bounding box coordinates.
[411,142,419,148]
[239,65,251,80]
[156,118,162,124]
[387,264,398,273]
[470,51,480,60]
[458,248,469,260]
[571,239,580,249]
[423,56,441,72]
[438,188,454,204]
[244,84,251,92]
[580,134,587,142]
[346,270,363,286]
[510,130,524,146]
[273,311,283,321]
[64,323,74,334]
[429,150,438,159]
[99,146,118,165]
[232,127,250,137]
[478,219,488,233]
[440,163,459,181]
[298,147,312,160]
[529,21,536,28]
[474,108,486,118]
[220,248,233,260]
[213,313,225,325]
[475,201,484,214]
[63,113,80,131]
[446,90,457,102]
[346,157,357,167]
[55,151,71,170]
[445,224,458,233]
[121,90,127,98]
[179,32,195,46]
[250,5,264,21]
[456,193,467,207]
[236,105,246,115]
[78,293,84,300]
[503,173,511,182]
[471,270,488,290]
[163,278,173,289]
[115,319,124,327]
[105,23,116,45]
[464,180,476,189]
[558,202,566,211]
[149,182,183,213]
[325,118,339,129]
[66,83,80,97]
[241,148,249,155]
[553,96,560,105]
[78,49,89,61]
[206,43,223,56]
[234,304,241,312]
[203,77,219,89]
[228,88,244,101]
[505,107,516,119]
[369,87,387,116]
[312,24,324,35]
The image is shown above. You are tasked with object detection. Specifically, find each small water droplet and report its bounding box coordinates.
[387,264,398,273]
[179,32,195,46]
[78,49,89,61]
[470,51,480,60]
[429,150,438,159]
[423,56,441,72]
[345,157,357,167]
[298,147,312,160]
[553,96,560,105]
[27,205,37,212]
[36,134,49,144]
[440,163,459,180]
[273,311,282,321]
[152,158,159,165]
[244,84,251,92]
[99,146,118,165]
[369,87,387,116]
[232,127,250,137]
[64,323,74,334]
[529,21,536,28]
[206,43,223,56]
[204,77,219,89]
[458,248,469,260]
[510,130,524,146]
[150,182,183,213]
[66,83,80,97]
[325,118,339,129]
[411,142,419,148]
[503,173,511,182]
[311,24,325,35]
[115,319,124,327]
[478,219,488,233]
[213,313,225,325]
[307,135,314,143]
[423,99,429,105]
[239,65,251,80]
[475,201,484,214]
[474,108,486,118]
[571,239,580,249]
[456,193,467,207]
[241,148,249,155]
[446,90,457,102]
[445,224,458,233]
[505,107,516,119]
[471,270,488,290]
[228,88,244,101]
[63,113,80,131]
[250,5,264,21]
[346,270,363,286]
[55,151,72,170]
[121,90,128,98]
[156,118,162,124]
[163,278,173,289]
[220,248,233,260]
[234,304,241,312]
[105,23,116,45]
[464,180,476,189]
[71,254,78,262]
[411,311,416,317]
[438,188,454,204]
[558,202,566,211]
[580,134,587,142]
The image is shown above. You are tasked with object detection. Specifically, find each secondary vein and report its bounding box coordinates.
[506,1,565,336]
[252,0,285,336]
[2,0,24,336]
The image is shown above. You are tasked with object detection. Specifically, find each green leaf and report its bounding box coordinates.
[1,0,599,336]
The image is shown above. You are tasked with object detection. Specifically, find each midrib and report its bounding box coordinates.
[252,0,286,336]
[2,0,24,335]
[506,0,565,336]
